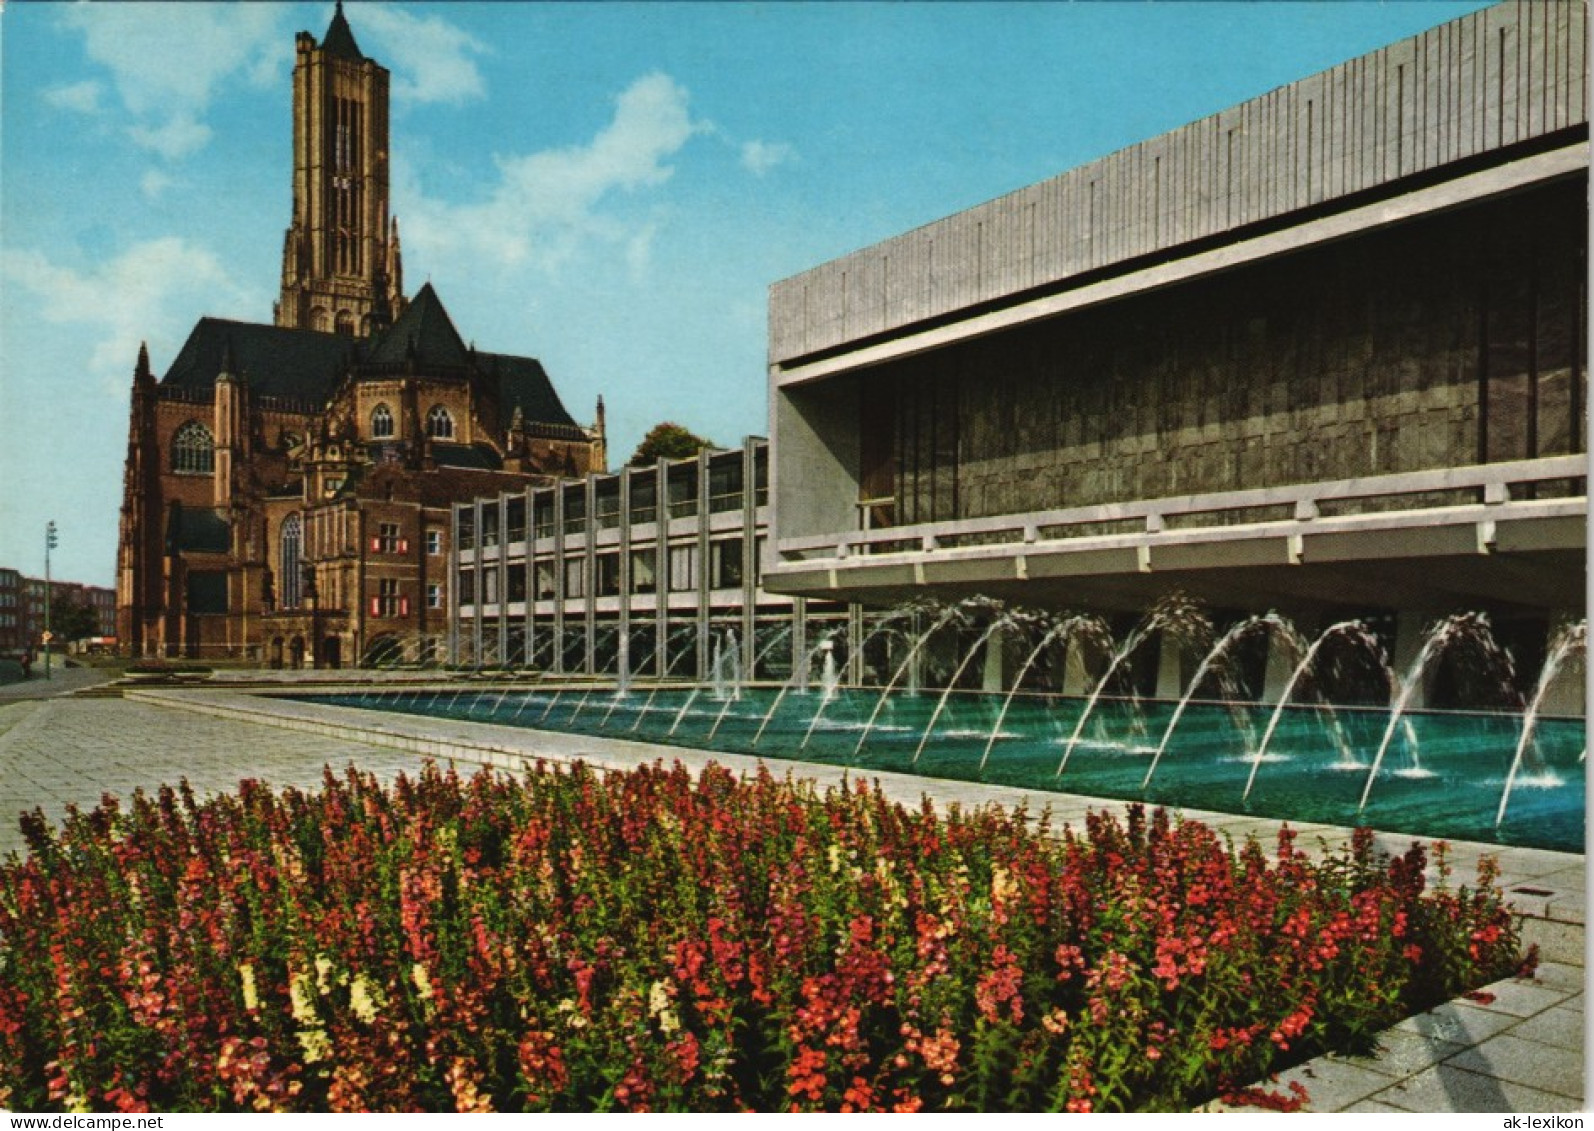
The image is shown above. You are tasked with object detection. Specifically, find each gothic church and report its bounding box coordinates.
[117,3,605,666]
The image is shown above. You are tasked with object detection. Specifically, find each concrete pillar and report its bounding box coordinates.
[741,439,758,681]
[792,596,808,686]
[552,484,566,675]
[1263,612,1316,703]
[583,475,597,677]
[1390,609,1435,709]
[496,494,509,666]
[446,503,461,665]
[618,467,632,681]
[1262,636,1298,703]
[655,458,670,679]
[982,624,1007,693]
[696,449,711,681]
[523,485,537,670]
[1539,610,1587,717]
[471,499,484,669]
[1061,637,1094,696]
[847,604,865,686]
[1154,636,1184,700]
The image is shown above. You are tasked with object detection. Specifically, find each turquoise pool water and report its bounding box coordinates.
[298,686,1586,852]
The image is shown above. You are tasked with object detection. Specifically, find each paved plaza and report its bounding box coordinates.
[0,680,1583,1112]
[0,684,425,859]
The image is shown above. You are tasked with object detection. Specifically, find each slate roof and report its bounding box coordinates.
[157,284,580,429]
[483,352,578,430]
[321,2,364,61]
[365,283,470,367]
[432,443,503,471]
[162,319,358,405]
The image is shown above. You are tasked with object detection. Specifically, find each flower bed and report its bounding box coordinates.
[0,761,1527,1112]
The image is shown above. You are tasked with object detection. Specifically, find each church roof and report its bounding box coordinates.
[158,284,581,429]
[480,353,578,431]
[321,1,364,61]
[162,319,357,405]
[365,283,470,368]
[432,443,503,471]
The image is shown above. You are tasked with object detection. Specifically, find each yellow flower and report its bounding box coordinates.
[297,1028,332,1064]
[290,973,317,1024]
[349,975,382,1023]
[238,963,259,1012]
[314,955,335,995]
[648,980,680,1033]
[412,962,435,1001]
[991,866,1016,904]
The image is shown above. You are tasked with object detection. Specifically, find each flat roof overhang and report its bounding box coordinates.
[772,144,1588,391]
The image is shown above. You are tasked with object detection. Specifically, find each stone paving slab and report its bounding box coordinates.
[1441,1033,1584,1098]
[0,697,433,859]
[1324,1029,1468,1078]
[1460,979,1583,1020]
[1271,1059,1398,1110]
[1392,1001,1534,1046]
[1375,1065,1584,1114]
[1529,961,1586,994]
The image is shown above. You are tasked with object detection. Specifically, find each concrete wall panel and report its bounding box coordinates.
[771,1,1586,366]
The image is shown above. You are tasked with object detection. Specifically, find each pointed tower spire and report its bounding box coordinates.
[136,341,152,382]
[322,1,365,60]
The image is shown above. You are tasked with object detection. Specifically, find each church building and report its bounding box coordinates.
[116,3,605,667]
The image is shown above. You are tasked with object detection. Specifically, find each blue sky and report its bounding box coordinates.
[1,0,1491,588]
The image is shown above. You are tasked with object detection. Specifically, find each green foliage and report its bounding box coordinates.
[628,422,715,467]
[48,600,100,643]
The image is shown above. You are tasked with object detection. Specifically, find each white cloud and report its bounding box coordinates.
[57,3,283,158]
[625,223,659,281]
[140,170,175,199]
[740,139,796,176]
[402,72,708,274]
[45,80,102,115]
[353,6,487,106]
[2,239,258,387]
[128,115,212,162]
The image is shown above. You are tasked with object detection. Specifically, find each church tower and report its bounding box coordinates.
[275,1,406,337]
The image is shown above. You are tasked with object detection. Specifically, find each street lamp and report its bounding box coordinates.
[43,521,56,680]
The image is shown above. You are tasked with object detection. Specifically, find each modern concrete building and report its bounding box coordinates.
[451,439,857,682]
[764,0,1585,702]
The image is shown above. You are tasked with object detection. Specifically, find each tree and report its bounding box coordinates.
[49,600,100,643]
[628,422,715,467]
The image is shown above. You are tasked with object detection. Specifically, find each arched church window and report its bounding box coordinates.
[172,421,215,474]
[310,307,329,332]
[335,310,355,337]
[280,514,303,610]
[426,405,455,440]
[371,403,395,439]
